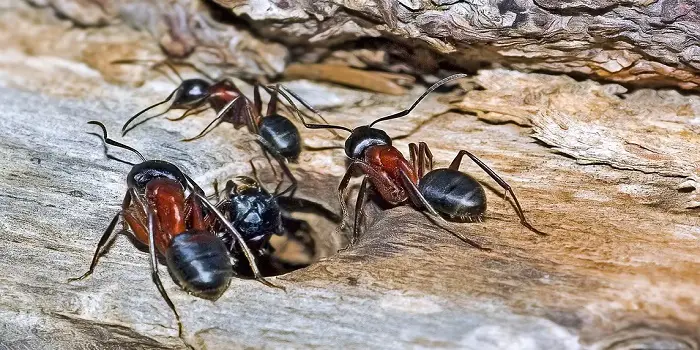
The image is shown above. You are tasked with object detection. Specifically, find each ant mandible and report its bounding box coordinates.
[116,59,334,197]
[69,121,281,340]
[283,74,546,249]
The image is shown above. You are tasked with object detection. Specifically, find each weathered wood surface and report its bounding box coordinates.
[23,0,700,90]
[2,2,700,350]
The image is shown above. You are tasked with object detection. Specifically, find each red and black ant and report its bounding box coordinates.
[69,121,280,340]
[282,74,546,249]
[116,59,334,197]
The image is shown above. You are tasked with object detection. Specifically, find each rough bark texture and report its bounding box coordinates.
[21,0,700,90]
[218,0,700,90]
[2,1,700,349]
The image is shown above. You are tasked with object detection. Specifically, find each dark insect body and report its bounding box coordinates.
[117,60,333,198]
[211,174,341,277]
[69,121,279,341]
[297,74,546,249]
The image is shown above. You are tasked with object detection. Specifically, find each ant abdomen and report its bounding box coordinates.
[127,160,189,192]
[258,114,302,161]
[165,231,233,300]
[418,169,487,221]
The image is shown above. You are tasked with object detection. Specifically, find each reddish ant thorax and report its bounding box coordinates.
[208,80,241,111]
[122,178,206,254]
[362,144,418,205]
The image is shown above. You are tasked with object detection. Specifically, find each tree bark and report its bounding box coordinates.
[1,1,699,349]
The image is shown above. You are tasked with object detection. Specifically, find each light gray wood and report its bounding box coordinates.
[1,2,700,349]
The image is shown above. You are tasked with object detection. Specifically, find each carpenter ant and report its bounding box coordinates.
[210,165,341,276]
[116,59,334,197]
[284,74,546,249]
[69,121,280,340]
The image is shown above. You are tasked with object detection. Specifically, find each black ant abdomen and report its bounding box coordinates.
[165,230,233,300]
[258,114,302,162]
[418,169,487,221]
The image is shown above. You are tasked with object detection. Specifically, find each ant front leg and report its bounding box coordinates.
[449,150,546,236]
[68,191,132,282]
[182,95,251,142]
[138,191,185,339]
[336,162,361,233]
[351,177,370,246]
[255,137,297,198]
[398,170,490,250]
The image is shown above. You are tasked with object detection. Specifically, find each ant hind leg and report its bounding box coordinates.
[449,150,546,236]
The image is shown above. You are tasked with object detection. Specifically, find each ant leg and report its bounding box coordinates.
[351,177,370,246]
[192,192,285,291]
[276,196,342,224]
[418,142,434,173]
[337,162,360,232]
[449,150,546,236]
[266,84,278,116]
[68,183,135,282]
[121,88,179,136]
[398,170,490,250]
[408,143,419,175]
[408,142,432,177]
[68,174,137,282]
[255,137,297,199]
[166,103,210,121]
[253,84,263,116]
[137,191,185,339]
[248,144,280,183]
[248,160,265,191]
[261,84,343,138]
[182,95,244,142]
[67,211,122,281]
[182,173,206,197]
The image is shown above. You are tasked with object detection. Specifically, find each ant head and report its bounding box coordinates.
[230,176,267,195]
[173,78,211,108]
[127,160,189,193]
[344,126,392,159]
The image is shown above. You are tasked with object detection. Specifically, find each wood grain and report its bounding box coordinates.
[1,2,700,349]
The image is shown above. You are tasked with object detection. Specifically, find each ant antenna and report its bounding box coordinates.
[369,73,468,127]
[88,121,146,162]
[265,86,353,133]
[121,88,178,136]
